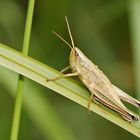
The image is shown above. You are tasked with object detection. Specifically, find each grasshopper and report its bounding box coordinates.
[47,16,140,122]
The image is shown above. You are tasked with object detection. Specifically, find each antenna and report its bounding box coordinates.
[52,31,73,49]
[65,16,75,48]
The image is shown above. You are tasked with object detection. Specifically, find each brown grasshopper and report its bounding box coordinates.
[47,16,140,122]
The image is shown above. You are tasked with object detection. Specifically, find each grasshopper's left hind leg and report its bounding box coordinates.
[88,93,94,114]
[88,93,102,114]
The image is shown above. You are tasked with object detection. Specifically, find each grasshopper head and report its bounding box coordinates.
[70,47,81,61]
[69,47,87,71]
[69,47,79,70]
[53,16,88,71]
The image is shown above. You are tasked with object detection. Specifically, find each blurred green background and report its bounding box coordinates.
[0,0,140,140]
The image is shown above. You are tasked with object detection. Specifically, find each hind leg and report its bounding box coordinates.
[88,93,94,114]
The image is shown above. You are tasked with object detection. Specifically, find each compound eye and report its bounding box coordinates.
[74,50,79,56]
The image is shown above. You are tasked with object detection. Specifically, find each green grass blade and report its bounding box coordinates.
[0,67,77,140]
[0,43,140,137]
[129,0,140,100]
[10,0,35,140]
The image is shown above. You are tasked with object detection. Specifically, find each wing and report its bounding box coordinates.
[91,66,128,110]
[113,85,140,108]
[92,92,138,122]
[88,66,139,121]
